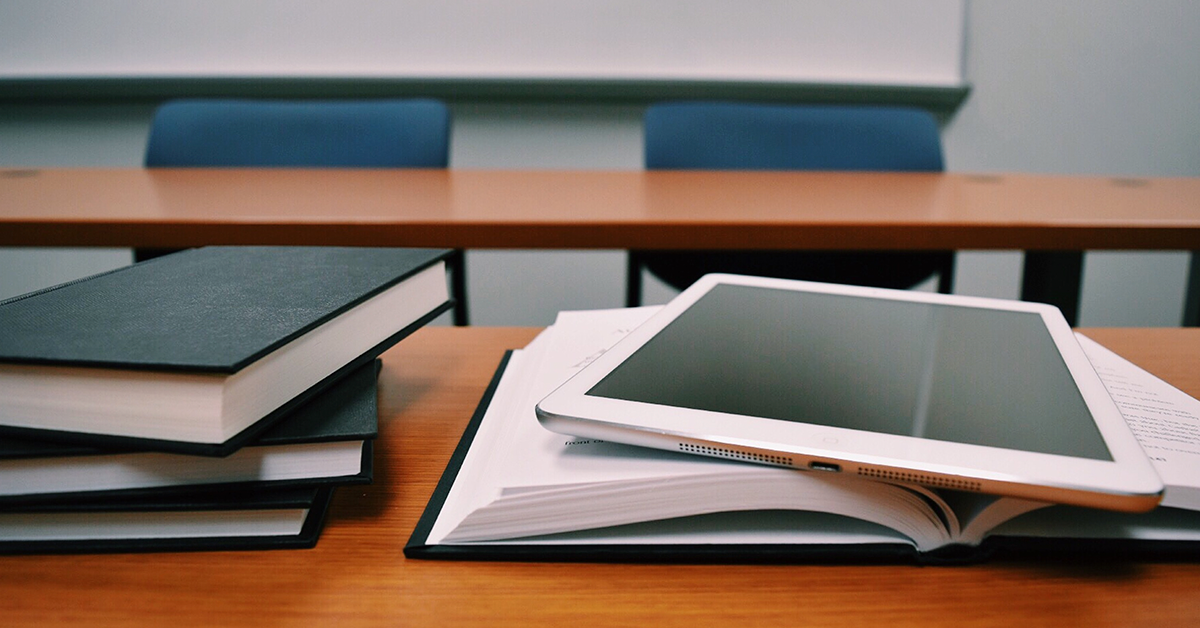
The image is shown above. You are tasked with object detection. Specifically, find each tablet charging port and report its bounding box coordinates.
[809,461,841,473]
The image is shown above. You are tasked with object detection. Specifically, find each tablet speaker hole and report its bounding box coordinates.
[857,467,982,492]
[678,443,795,468]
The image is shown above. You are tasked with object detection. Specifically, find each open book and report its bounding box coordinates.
[407,308,1200,563]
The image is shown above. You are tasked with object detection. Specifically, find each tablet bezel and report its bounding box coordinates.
[536,274,1163,512]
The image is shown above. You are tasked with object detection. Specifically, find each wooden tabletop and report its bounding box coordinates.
[3,168,1199,250]
[3,326,1200,627]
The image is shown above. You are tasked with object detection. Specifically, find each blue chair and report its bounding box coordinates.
[145,99,450,168]
[627,102,955,306]
[143,98,468,325]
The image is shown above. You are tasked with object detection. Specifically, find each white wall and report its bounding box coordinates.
[2,1,1198,326]
[943,1,1200,326]
[0,1,965,87]
[0,104,148,300]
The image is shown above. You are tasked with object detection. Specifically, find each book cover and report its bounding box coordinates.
[0,359,381,503]
[0,246,451,454]
[406,308,1200,565]
[0,485,335,554]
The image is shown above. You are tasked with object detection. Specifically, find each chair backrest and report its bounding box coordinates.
[145,99,450,168]
[644,102,943,172]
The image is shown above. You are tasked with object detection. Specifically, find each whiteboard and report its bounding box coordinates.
[0,0,965,88]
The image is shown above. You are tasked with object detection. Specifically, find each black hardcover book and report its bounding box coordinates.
[405,352,1200,565]
[0,246,451,455]
[0,359,381,504]
[0,485,336,554]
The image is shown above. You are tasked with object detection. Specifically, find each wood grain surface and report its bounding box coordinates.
[2,168,1198,250]
[3,326,1200,627]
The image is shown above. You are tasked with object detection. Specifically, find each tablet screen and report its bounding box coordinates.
[587,284,1112,461]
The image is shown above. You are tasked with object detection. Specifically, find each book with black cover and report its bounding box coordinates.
[405,308,1200,564]
[0,359,381,503]
[0,485,335,554]
[0,246,451,455]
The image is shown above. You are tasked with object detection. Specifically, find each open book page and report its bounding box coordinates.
[423,343,544,546]
[892,332,1200,543]
[940,492,1050,545]
[425,314,1200,552]
[497,307,776,488]
[1076,333,1200,510]
[445,467,956,551]
[427,307,958,552]
[487,510,918,547]
[969,334,1200,543]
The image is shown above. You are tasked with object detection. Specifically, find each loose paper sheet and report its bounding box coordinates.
[1077,333,1200,509]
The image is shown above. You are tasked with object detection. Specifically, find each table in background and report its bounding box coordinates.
[2,326,1200,627]
[3,168,1199,324]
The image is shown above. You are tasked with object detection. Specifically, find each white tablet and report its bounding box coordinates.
[536,274,1163,513]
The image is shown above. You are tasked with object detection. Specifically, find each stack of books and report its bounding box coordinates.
[408,306,1200,564]
[0,246,452,553]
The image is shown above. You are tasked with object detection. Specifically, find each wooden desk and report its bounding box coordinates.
[2,326,1200,627]
[3,168,1199,324]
